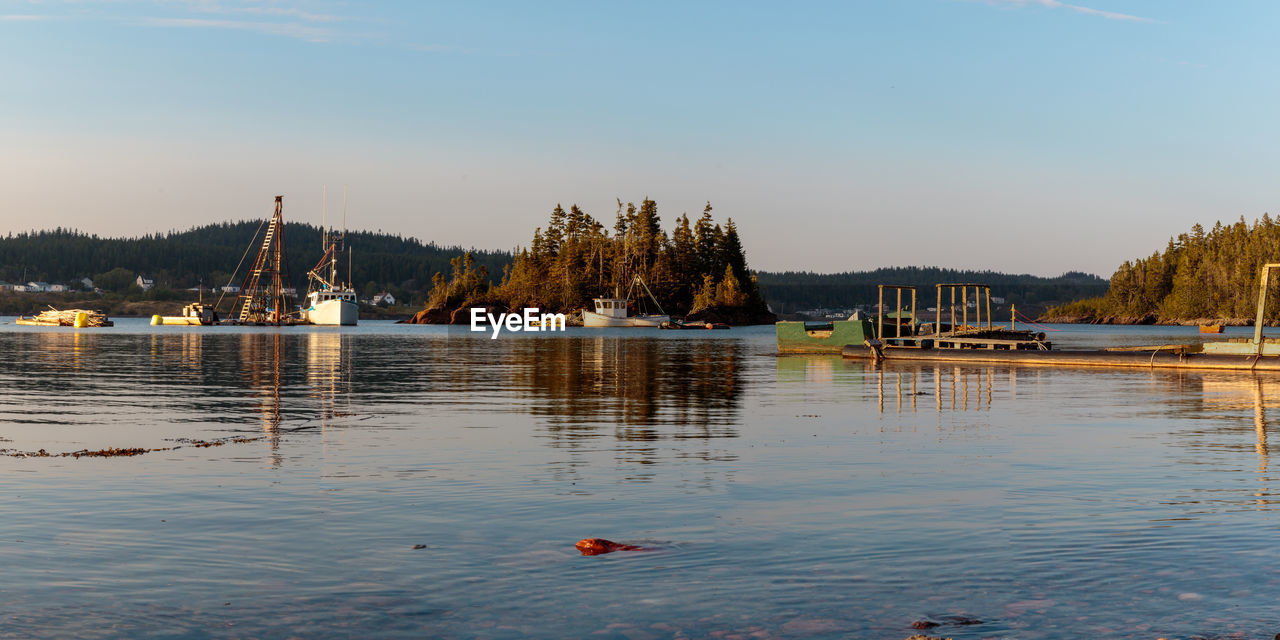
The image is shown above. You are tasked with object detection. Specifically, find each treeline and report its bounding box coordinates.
[756,267,1107,313]
[1046,216,1280,322]
[0,224,510,305]
[426,200,772,321]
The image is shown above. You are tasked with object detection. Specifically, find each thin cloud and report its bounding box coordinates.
[408,43,460,53]
[980,0,1156,23]
[0,14,49,21]
[137,16,338,43]
[168,0,344,24]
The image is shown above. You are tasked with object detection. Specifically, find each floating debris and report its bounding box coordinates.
[412,544,427,550]
[575,538,646,556]
[4,435,266,459]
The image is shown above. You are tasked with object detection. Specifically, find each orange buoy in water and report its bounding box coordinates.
[575,538,645,556]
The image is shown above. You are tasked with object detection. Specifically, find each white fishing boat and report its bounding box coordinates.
[582,276,670,328]
[304,186,359,326]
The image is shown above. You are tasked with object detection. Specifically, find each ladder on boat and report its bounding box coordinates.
[233,196,293,324]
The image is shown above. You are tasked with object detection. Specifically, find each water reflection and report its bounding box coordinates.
[307,331,351,425]
[506,337,745,480]
[775,357,1010,415]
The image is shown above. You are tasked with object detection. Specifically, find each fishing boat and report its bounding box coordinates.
[17,307,113,327]
[582,276,670,328]
[303,187,358,326]
[225,196,301,325]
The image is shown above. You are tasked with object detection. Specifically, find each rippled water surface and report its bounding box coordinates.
[5,320,1280,639]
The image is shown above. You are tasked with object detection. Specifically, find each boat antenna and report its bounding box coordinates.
[342,184,348,242]
[321,184,327,250]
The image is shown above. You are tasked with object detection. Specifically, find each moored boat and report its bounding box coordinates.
[582,276,669,328]
[227,196,301,325]
[152,301,219,326]
[303,187,358,326]
[1199,324,1224,334]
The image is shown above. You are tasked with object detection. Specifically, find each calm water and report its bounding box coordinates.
[4,320,1280,639]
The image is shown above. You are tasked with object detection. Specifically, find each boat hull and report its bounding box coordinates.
[306,299,359,326]
[154,316,204,326]
[582,311,669,327]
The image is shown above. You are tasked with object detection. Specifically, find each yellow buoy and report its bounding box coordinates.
[151,315,163,326]
[74,312,89,328]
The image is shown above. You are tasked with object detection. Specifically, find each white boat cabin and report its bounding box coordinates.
[592,298,630,319]
[311,289,357,305]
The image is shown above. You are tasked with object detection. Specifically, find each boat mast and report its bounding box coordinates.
[233,196,294,325]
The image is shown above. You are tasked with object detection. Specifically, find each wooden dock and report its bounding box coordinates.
[841,344,1280,371]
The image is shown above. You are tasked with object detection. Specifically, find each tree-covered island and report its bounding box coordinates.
[1043,215,1280,325]
[407,199,775,325]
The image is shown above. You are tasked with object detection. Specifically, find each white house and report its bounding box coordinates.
[136,275,155,291]
[80,277,94,290]
[221,285,241,294]
[372,292,396,306]
[27,282,50,293]
[48,284,67,293]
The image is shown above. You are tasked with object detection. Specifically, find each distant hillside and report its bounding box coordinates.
[0,223,512,305]
[756,267,1108,314]
[0,223,1109,314]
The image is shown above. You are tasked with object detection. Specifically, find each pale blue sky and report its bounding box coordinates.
[2,1,1277,276]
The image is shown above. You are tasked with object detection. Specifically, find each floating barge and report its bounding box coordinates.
[780,266,1280,373]
[152,302,220,326]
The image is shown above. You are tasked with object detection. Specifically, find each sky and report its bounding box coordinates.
[2,0,1279,277]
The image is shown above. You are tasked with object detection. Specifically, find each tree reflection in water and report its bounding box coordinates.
[505,336,744,478]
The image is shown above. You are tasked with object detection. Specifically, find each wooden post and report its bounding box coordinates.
[1011,304,1016,330]
[985,287,992,329]
[962,286,968,329]
[950,286,956,331]
[936,285,942,334]
[877,285,884,341]
[896,287,903,338]
[1254,265,1280,353]
[972,286,977,328]
[911,288,917,337]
